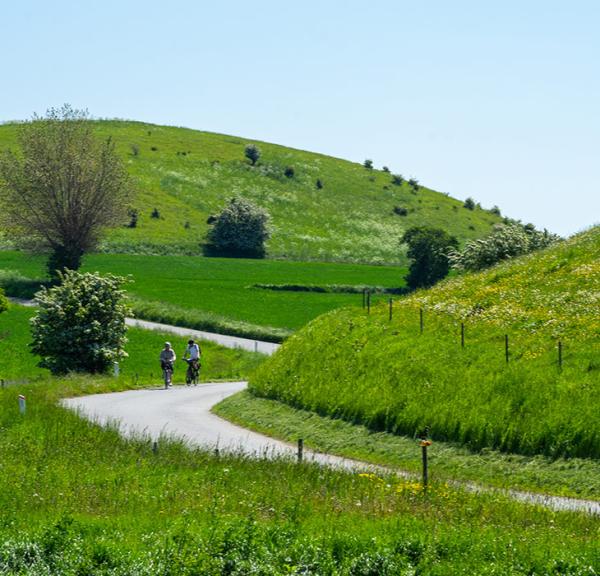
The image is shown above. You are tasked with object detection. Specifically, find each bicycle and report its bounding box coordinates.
[184,358,200,386]
[162,361,174,389]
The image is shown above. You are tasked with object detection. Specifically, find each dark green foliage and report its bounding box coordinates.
[463,197,476,210]
[393,206,408,216]
[150,146,158,151]
[316,178,323,189]
[363,159,373,169]
[401,226,458,289]
[382,166,390,173]
[150,208,160,219]
[284,166,295,178]
[391,174,404,186]
[30,271,130,374]
[183,221,190,229]
[207,197,271,258]
[408,178,419,190]
[130,143,139,156]
[244,144,260,166]
[127,208,139,228]
[0,287,7,314]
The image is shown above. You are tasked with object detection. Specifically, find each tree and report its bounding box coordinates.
[463,197,476,210]
[391,174,404,186]
[245,144,261,166]
[401,226,458,289]
[0,105,132,279]
[382,166,390,173]
[207,197,271,257]
[30,270,130,374]
[316,179,324,189]
[363,159,373,170]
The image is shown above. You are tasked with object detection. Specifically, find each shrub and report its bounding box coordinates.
[184,221,191,229]
[463,197,476,210]
[316,179,324,190]
[393,206,408,216]
[363,159,373,170]
[130,144,139,157]
[150,208,160,219]
[206,215,217,224]
[391,174,404,186]
[401,226,458,289]
[284,166,295,178]
[0,287,7,314]
[408,178,419,190]
[150,146,158,152]
[490,205,501,216]
[30,271,130,374]
[382,166,390,173]
[245,144,260,166]
[126,208,138,228]
[207,197,271,258]
[448,223,561,272]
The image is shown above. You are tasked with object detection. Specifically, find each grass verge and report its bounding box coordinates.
[214,390,600,501]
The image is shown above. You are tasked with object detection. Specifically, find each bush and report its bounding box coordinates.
[382,166,390,173]
[0,287,7,314]
[448,223,561,272]
[30,271,130,374]
[207,197,271,258]
[316,179,324,190]
[391,174,403,186]
[284,166,295,178]
[408,178,419,190]
[126,208,138,228]
[130,144,139,157]
[463,197,476,210]
[150,208,160,219]
[393,206,408,216]
[245,144,260,166]
[150,146,158,152]
[490,205,501,216]
[363,159,373,170]
[401,226,458,289]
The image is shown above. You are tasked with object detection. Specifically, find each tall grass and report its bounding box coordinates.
[250,227,600,459]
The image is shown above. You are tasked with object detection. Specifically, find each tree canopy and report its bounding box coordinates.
[0,105,132,279]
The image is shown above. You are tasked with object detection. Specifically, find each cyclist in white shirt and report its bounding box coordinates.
[183,339,201,385]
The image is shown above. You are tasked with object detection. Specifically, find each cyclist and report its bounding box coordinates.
[160,342,176,387]
[183,339,201,386]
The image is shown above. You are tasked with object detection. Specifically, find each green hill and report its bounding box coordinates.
[0,120,504,263]
[250,226,600,458]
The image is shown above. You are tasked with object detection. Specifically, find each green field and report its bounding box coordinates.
[0,251,405,340]
[1,374,598,573]
[249,226,600,459]
[0,120,504,263]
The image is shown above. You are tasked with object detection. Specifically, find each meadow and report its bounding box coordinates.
[0,120,503,264]
[0,251,405,340]
[0,367,598,573]
[249,226,600,459]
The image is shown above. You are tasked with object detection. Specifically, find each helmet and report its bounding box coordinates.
[188,339,195,345]
[164,342,171,347]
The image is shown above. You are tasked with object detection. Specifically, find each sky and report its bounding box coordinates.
[1,0,598,237]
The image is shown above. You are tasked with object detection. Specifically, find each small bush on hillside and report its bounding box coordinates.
[126,208,138,228]
[408,178,419,191]
[316,179,324,190]
[207,197,271,258]
[150,146,158,152]
[150,208,160,219]
[184,221,190,229]
[206,215,217,225]
[363,159,373,170]
[490,205,501,216]
[463,197,476,210]
[402,226,458,289]
[448,223,561,272]
[391,174,404,186]
[30,271,130,374]
[130,144,139,157]
[284,166,295,178]
[0,288,7,314]
[393,206,408,216]
[382,166,390,173]
[245,144,261,166]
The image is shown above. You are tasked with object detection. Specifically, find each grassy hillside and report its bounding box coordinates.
[0,120,504,263]
[250,226,600,459]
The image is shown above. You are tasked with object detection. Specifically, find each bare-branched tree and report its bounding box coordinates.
[0,105,132,278]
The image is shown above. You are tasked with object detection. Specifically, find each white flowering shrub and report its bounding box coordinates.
[449,224,560,272]
[31,271,130,374]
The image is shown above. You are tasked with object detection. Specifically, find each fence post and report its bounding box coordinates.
[254,341,258,353]
[152,441,158,454]
[461,322,465,348]
[297,438,304,463]
[420,440,431,489]
[558,340,563,370]
[505,334,509,364]
[113,362,120,378]
[419,308,424,334]
[18,394,26,414]
[362,290,366,309]
[367,292,371,315]
[389,298,393,321]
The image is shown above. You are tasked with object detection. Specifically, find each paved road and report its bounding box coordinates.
[61,382,370,471]
[62,382,600,515]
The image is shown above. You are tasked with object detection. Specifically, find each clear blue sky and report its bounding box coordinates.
[1,0,598,236]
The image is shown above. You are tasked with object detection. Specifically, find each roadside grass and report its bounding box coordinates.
[0,378,598,574]
[0,304,262,386]
[215,390,600,501]
[0,120,504,263]
[250,226,600,460]
[0,250,406,338]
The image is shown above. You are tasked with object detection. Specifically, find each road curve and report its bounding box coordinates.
[61,382,369,471]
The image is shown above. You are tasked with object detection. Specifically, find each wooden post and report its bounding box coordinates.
[558,340,563,370]
[254,341,258,353]
[362,290,366,309]
[461,322,465,348]
[152,441,158,454]
[367,292,371,315]
[297,438,304,463]
[214,447,220,458]
[389,298,393,321]
[420,441,430,489]
[419,308,424,334]
[505,334,509,364]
